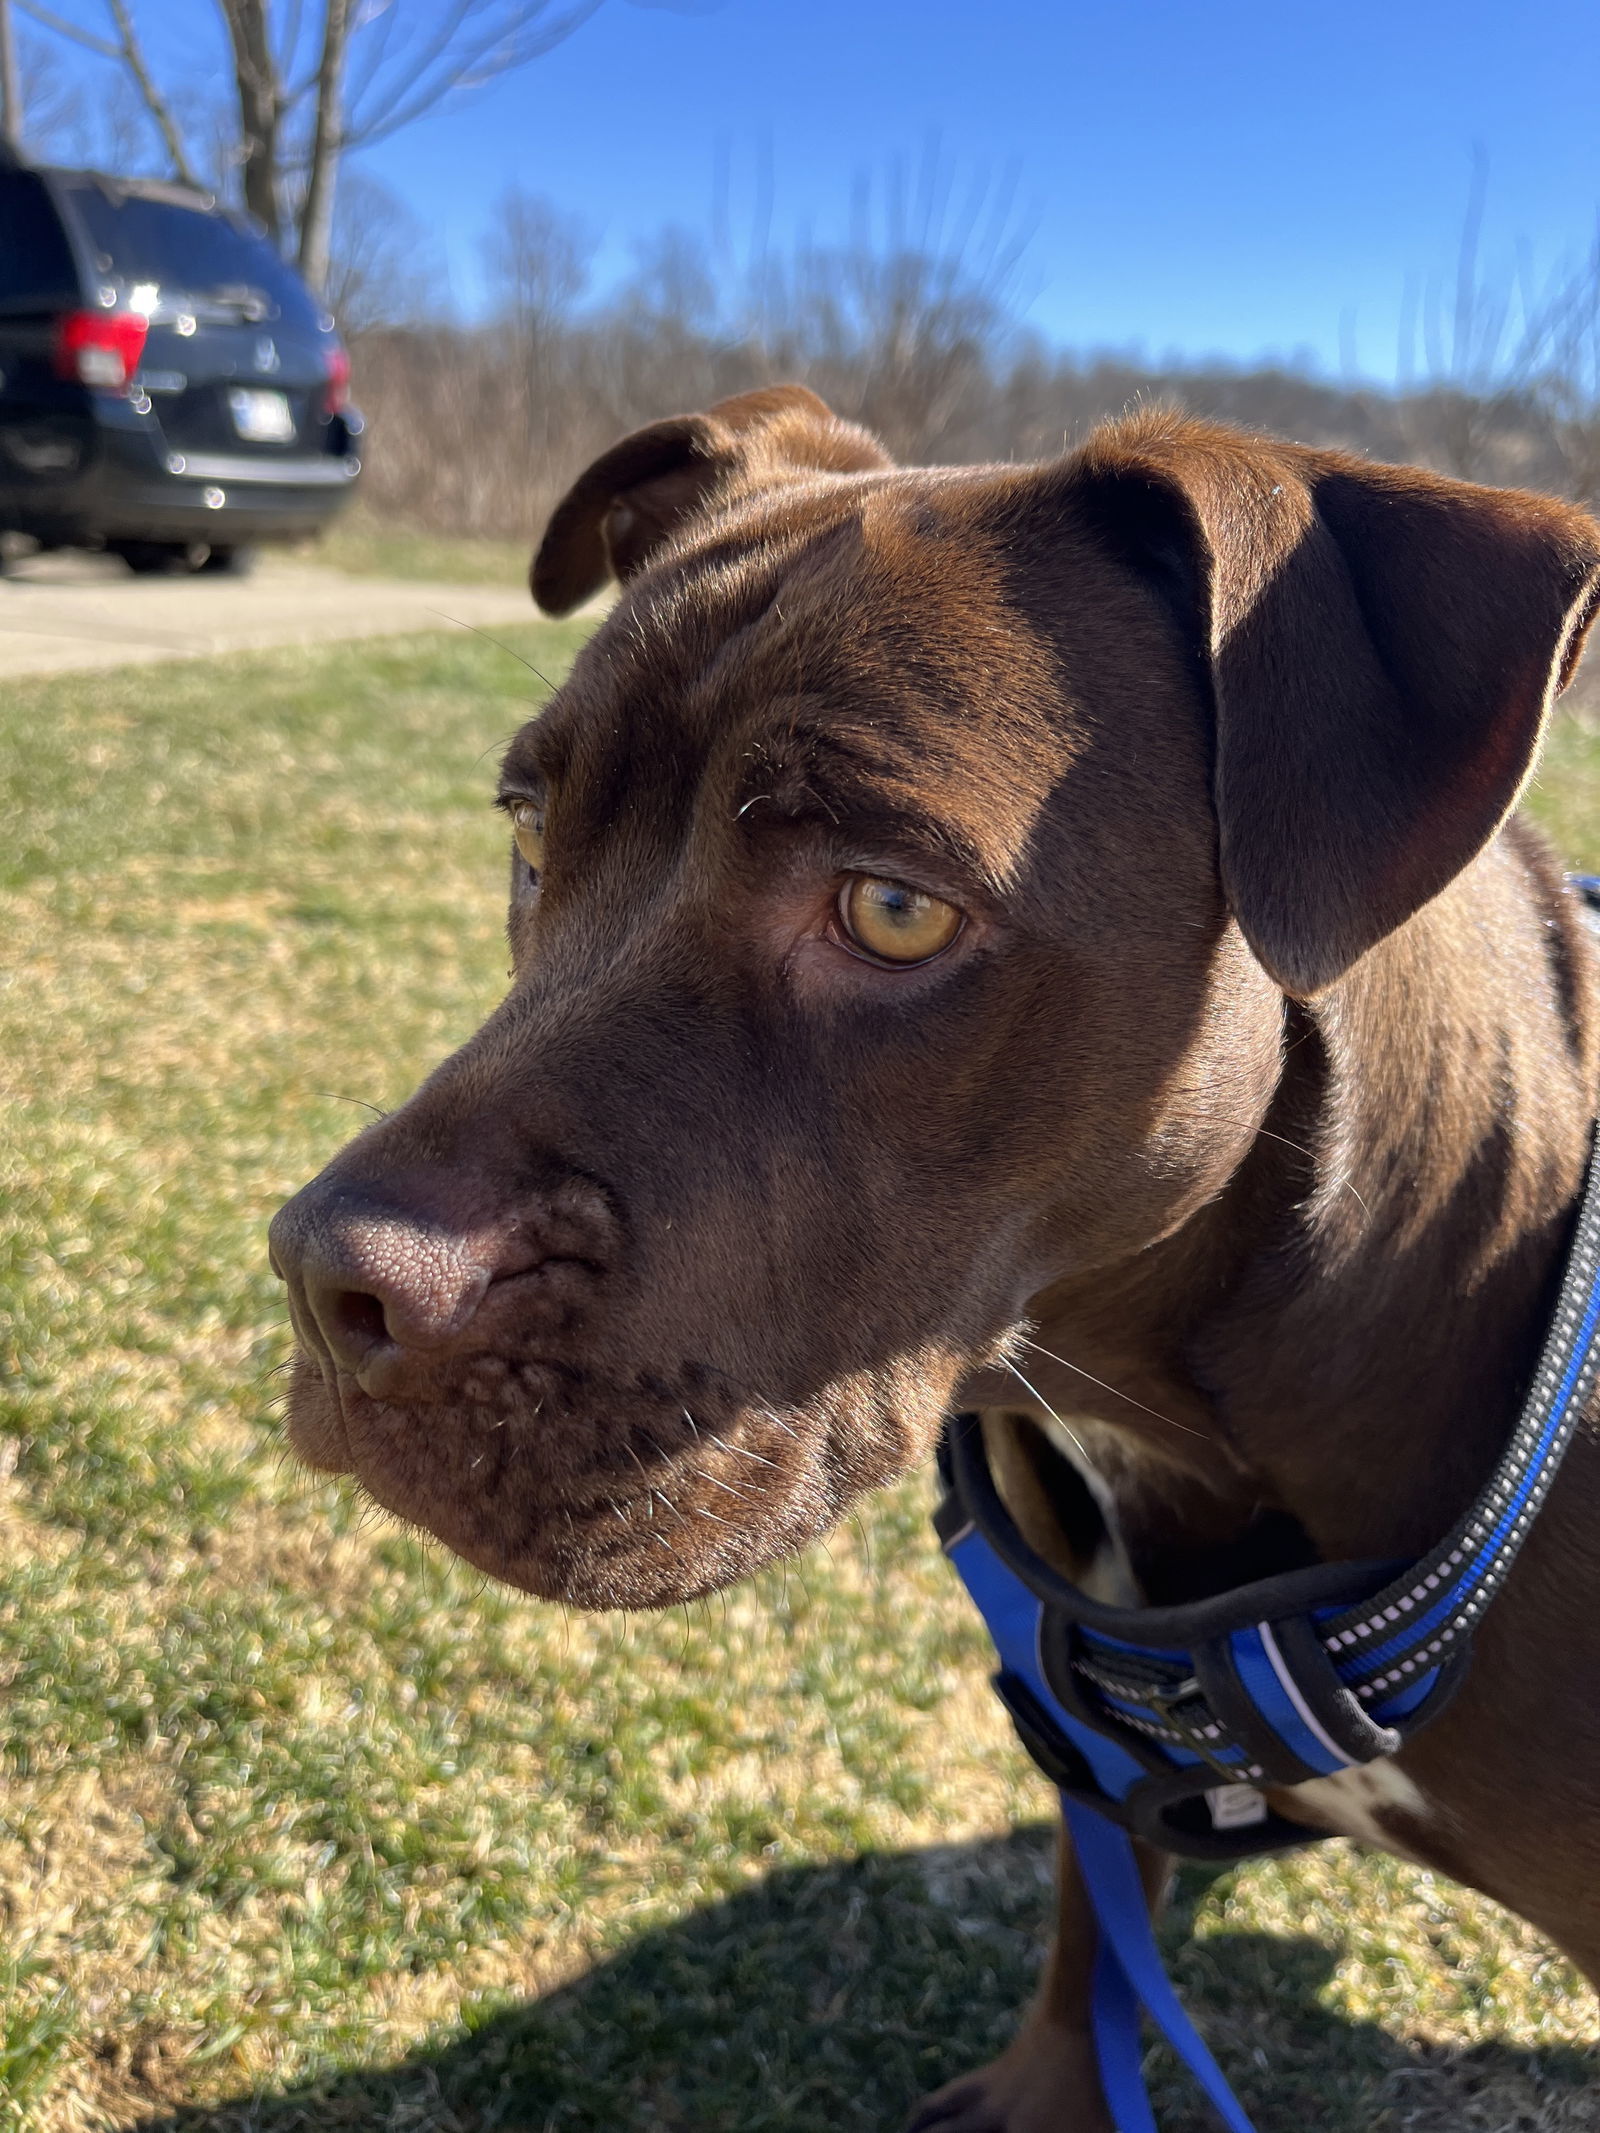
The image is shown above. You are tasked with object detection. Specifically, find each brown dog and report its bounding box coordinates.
[269,385,1600,2128]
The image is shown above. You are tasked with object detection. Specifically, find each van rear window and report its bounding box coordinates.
[60,184,321,328]
[0,172,79,311]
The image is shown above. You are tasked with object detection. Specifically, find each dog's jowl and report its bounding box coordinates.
[270,385,1600,2131]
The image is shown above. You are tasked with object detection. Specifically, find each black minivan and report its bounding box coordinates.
[0,148,361,573]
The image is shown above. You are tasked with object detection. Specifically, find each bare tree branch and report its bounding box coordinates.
[1405,153,1547,480]
[216,0,285,238]
[295,0,348,290]
[104,0,203,187]
[342,0,604,150]
[273,0,303,86]
[22,0,617,278]
[16,0,118,61]
[0,0,22,143]
[1523,223,1600,506]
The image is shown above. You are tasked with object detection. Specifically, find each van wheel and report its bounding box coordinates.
[194,544,257,577]
[111,540,194,575]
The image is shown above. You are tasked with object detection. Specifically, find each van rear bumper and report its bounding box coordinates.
[158,448,360,488]
[0,410,362,545]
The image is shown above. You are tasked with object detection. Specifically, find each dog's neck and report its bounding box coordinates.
[1016,821,1600,1572]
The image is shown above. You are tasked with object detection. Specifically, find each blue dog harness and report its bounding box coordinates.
[935,881,1600,2130]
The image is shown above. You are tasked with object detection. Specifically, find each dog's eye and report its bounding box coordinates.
[839,876,963,965]
[509,800,545,871]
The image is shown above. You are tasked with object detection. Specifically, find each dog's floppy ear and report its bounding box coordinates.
[1075,415,1600,995]
[531,385,891,616]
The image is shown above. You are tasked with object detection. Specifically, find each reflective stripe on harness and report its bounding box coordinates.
[935,874,1600,2130]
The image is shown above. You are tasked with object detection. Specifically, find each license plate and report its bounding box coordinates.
[228,387,294,444]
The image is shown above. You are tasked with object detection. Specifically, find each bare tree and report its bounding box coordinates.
[482,186,594,481]
[19,0,201,181]
[485,185,593,348]
[294,0,349,293]
[19,0,615,292]
[323,168,434,333]
[1402,152,1545,481]
[1,0,21,146]
[1526,223,1600,506]
[744,152,1034,462]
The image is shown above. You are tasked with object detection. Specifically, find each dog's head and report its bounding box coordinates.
[270,385,1600,1607]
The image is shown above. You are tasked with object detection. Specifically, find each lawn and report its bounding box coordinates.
[1,621,1598,2133]
[287,508,535,587]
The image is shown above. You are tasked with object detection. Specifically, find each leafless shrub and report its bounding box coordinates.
[1526,223,1600,507]
[737,156,1032,463]
[343,156,1600,544]
[1383,155,1561,488]
[324,169,437,334]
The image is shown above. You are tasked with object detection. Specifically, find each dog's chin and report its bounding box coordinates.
[280,1356,862,1610]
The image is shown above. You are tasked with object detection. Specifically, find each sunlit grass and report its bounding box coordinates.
[288,507,534,587]
[1,632,1597,2128]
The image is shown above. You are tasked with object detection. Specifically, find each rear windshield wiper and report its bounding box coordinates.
[141,284,273,325]
[193,284,273,322]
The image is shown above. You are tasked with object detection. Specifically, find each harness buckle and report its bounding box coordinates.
[1143,1672,1250,1783]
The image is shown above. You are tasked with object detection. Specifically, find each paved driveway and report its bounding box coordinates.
[0,551,540,677]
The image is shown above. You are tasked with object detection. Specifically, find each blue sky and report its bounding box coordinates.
[34,0,1600,380]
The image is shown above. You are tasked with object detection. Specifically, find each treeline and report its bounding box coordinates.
[334,183,1600,542]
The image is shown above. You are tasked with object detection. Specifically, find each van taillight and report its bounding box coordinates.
[54,311,149,389]
[321,344,351,416]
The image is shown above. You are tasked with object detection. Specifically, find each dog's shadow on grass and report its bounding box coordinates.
[135,1829,1595,2133]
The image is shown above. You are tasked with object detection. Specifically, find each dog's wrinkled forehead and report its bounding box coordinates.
[505,476,1076,894]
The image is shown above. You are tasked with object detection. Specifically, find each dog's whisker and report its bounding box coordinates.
[312,1089,389,1119]
[1002,1358,1091,1463]
[1251,1123,1315,1160]
[851,1508,875,1578]
[684,1360,799,1434]
[1245,1121,1373,1215]
[1329,1171,1373,1218]
[624,1434,691,1524]
[694,1505,736,1528]
[1173,1103,1374,1228]
[693,1467,759,1501]
[1018,1337,1205,1441]
[474,726,528,768]
[432,611,559,691]
[679,1406,701,1440]
[708,1432,779,1469]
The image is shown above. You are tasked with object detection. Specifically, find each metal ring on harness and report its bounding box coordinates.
[937,1414,1470,1860]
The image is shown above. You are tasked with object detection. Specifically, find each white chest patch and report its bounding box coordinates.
[1033,1411,1143,1605]
[984,1403,1439,1860]
[1289,1760,1433,1853]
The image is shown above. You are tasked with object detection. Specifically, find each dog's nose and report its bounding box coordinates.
[272,1157,620,1398]
[269,1183,508,1388]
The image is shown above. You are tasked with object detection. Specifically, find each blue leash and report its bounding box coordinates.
[1064,1799,1255,2133]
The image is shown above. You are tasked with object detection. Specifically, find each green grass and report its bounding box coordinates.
[1,630,1598,2130]
[287,507,535,587]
